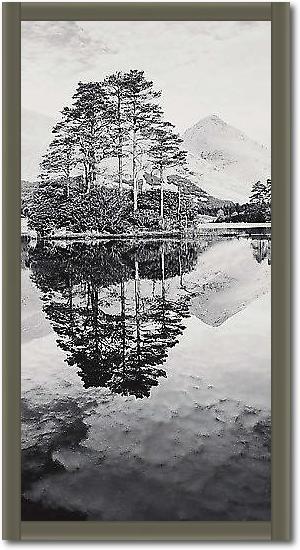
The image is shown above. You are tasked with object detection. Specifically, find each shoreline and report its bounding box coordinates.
[198,222,271,229]
[22,222,271,242]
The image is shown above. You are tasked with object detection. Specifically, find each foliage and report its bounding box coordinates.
[28,179,133,234]
[247,178,271,222]
[250,180,269,206]
[148,122,187,175]
[219,178,272,224]
[28,70,190,234]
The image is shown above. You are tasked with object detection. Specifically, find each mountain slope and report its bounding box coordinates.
[182,115,270,203]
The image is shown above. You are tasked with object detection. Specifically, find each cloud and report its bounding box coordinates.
[21,20,271,146]
[22,21,116,74]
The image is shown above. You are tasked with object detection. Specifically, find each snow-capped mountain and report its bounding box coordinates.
[182,115,270,204]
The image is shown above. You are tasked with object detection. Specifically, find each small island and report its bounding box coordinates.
[21,72,271,241]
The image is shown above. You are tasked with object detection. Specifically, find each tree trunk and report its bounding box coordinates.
[118,150,123,192]
[91,156,96,187]
[152,280,156,298]
[88,160,96,193]
[177,186,181,220]
[160,165,164,229]
[66,178,70,199]
[83,163,89,193]
[86,281,91,309]
[66,165,71,198]
[68,267,74,335]
[133,129,138,211]
[178,247,183,288]
[117,91,123,192]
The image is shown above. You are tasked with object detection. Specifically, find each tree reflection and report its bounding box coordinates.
[29,240,197,398]
[251,238,271,265]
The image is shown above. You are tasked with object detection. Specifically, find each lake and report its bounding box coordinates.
[21,230,271,521]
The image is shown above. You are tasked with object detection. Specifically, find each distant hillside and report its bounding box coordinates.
[166,174,233,209]
[140,172,233,211]
[182,115,270,203]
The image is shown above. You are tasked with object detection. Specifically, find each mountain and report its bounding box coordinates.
[22,109,55,181]
[182,115,270,203]
[21,109,270,205]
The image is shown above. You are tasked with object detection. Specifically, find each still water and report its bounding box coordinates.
[21,231,271,521]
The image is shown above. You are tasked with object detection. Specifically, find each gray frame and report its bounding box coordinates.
[2,2,290,541]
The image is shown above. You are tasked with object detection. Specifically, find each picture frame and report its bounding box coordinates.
[2,1,290,541]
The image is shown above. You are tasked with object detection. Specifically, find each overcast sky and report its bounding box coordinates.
[22,20,271,145]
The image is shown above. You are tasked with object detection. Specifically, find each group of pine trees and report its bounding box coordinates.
[36,70,187,233]
[217,178,271,224]
[28,70,272,234]
[219,178,271,223]
[248,178,271,221]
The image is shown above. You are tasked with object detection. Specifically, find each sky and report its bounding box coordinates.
[21,20,271,145]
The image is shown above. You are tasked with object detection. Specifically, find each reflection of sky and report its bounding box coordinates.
[21,235,271,520]
[22,20,271,145]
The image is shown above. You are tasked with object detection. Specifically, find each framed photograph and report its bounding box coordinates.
[2,1,290,541]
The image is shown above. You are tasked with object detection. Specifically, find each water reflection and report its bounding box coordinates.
[28,240,200,397]
[22,233,272,521]
[251,238,271,265]
[26,235,271,399]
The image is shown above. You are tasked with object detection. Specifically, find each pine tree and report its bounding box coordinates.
[149,122,187,228]
[40,127,76,198]
[249,181,267,205]
[124,70,162,211]
[64,81,112,193]
[103,72,131,192]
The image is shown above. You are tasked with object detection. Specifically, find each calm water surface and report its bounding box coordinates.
[21,231,271,521]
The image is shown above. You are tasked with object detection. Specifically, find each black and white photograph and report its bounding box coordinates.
[21,19,271,521]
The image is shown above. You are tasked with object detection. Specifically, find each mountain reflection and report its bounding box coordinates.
[28,240,202,398]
